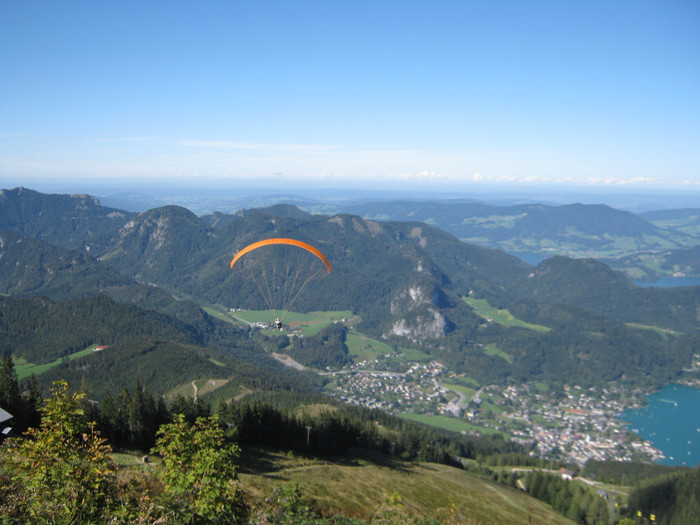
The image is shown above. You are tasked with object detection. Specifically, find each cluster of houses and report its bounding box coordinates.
[498,384,666,464]
[331,360,448,414]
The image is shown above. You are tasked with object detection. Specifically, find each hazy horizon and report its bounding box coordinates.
[3,178,699,216]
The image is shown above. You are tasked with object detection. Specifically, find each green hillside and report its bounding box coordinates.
[0,229,215,325]
[0,294,199,363]
[641,207,700,237]
[15,345,101,380]
[510,256,700,330]
[237,447,576,524]
[0,293,317,399]
[463,296,550,332]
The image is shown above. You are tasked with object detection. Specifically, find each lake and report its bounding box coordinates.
[508,251,548,265]
[635,276,700,288]
[618,384,700,467]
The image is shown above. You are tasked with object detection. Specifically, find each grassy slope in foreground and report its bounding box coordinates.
[238,448,574,524]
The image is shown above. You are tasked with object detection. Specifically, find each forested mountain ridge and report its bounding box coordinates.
[0,229,219,326]
[84,204,528,336]
[90,200,700,329]
[511,256,700,331]
[0,294,200,363]
[345,200,660,237]
[0,292,315,399]
[2,188,700,389]
[0,186,135,247]
[89,204,214,286]
[0,229,132,296]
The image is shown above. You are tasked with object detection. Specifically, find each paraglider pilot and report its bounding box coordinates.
[275,317,283,330]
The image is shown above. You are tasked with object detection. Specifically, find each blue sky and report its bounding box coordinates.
[1,1,699,192]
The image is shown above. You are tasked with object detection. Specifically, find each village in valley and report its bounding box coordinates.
[322,351,671,466]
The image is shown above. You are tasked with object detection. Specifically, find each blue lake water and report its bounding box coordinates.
[508,252,546,265]
[634,277,700,288]
[618,384,700,467]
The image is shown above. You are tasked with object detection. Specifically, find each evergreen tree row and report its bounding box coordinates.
[526,471,609,525]
[626,467,700,525]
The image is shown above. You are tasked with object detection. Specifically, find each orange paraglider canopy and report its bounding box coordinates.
[230,238,331,273]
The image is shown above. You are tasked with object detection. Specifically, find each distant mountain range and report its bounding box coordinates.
[11,185,698,279]
[336,199,700,281]
[1,187,699,395]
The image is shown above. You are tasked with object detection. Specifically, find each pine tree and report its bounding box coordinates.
[0,354,22,416]
[25,373,42,429]
[129,380,157,450]
[97,391,120,445]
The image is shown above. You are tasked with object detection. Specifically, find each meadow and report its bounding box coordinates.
[15,345,105,380]
[463,297,551,332]
[206,307,353,333]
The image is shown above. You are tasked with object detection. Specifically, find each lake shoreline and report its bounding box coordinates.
[617,384,700,467]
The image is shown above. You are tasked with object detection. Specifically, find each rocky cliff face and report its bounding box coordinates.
[388,308,450,341]
[385,283,453,342]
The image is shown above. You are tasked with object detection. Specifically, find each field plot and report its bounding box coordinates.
[399,412,506,437]
[625,322,680,339]
[400,345,433,362]
[208,307,354,334]
[485,343,514,363]
[345,332,389,361]
[440,381,476,400]
[345,332,431,364]
[463,297,551,332]
[15,345,105,380]
[284,311,354,335]
[168,378,230,400]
